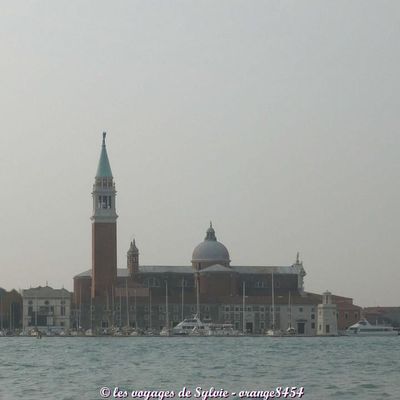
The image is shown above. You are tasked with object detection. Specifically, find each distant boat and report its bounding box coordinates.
[346,319,398,336]
[173,315,208,336]
[159,326,172,336]
[206,323,240,336]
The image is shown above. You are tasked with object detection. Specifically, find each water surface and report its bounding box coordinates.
[0,336,399,400]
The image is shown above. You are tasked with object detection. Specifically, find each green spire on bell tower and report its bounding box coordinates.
[96,132,113,178]
[91,132,117,223]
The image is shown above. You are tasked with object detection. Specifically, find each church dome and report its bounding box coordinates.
[192,223,230,263]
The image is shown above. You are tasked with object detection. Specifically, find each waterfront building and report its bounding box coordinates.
[22,286,71,333]
[0,288,22,331]
[335,297,362,330]
[73,134,360,334]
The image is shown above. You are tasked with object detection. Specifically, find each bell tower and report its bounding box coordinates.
[127,239,139,276]
[91,132,118,302]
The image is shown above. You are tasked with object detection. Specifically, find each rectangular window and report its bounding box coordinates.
[345,312,349,320]
[311,314,315,320]
[311,322,315,329]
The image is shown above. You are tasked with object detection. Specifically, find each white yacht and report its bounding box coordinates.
[173,315,208,336]
[346,319,398,336]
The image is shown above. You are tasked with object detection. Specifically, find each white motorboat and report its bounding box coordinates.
[286,327,296,335]
[159,327,172,336]
[346,319,398,336]
[266,328,283,337]
[173,315,208,336]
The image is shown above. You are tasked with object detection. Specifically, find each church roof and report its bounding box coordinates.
[139,266,193,274]
[74,265,298,279]
[96,132,113,178]
[232,265,297,274]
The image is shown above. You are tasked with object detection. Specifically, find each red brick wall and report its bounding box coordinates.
[91,222,117,299]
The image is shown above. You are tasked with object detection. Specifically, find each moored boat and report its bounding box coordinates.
[346,319,398,336]
[173,315,208,336]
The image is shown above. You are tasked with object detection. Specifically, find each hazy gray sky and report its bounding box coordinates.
[1,1,399,306]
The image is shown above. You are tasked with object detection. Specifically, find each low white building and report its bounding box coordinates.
[22,286,71,332]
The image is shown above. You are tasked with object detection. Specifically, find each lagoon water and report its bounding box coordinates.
[0,336,399,400]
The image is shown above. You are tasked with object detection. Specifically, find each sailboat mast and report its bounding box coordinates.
[181,277,184,321]
[90,295,93,331]
[0,295,3,331]
[119,289,122,327]
[196,271,200,319]
[149,288,152,330]
[134,289,137,329]
[242,281,246,334]
[125,279,130,328]
[271,272,275,329]
[166,281,169,329]
[288,291,292,329]
[35,295,38,328]
[79,285,82,329]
